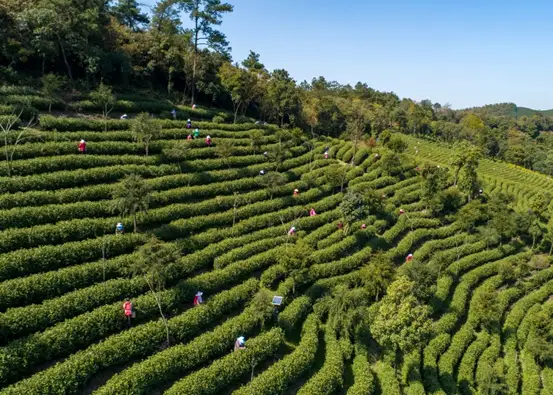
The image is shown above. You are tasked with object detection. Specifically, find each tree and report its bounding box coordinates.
[111,0,149,31]
[242,50,265,73]
[267,142,291,172]
[360,254,395,301]
[325,164,349,193]
[130,237,180,345]
[264,69,300,126]
[470,287,501,331]
[162,143,190,173]
[339,190,369,234]
[0,111,36,177]
[250,130,264,155]
[479,225,500,250]
[41,73,65,112]
[370,276,432,368]
[214,138,235,168]
[176,0,233,105]
[90,83,116,132]
[219,62,259,123]
[259,171,286,199]
[131,112,161,156]
[247,288,274,331]
[344,100,370,165]
[112,174,152,232]
[302,96,320,137]
[278,239,313,294]
[386,135,408,153]
[420,164,450,210]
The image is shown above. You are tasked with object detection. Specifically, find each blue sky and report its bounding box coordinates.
[140,0,553,109]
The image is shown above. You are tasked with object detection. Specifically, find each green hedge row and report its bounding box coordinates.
[388,223,460,261]
[437,323,475,393]
[297,325,344,395]
[0,164,270,209]
[157,186,336,240]
[427,240,489,273]
[347,345,375,395]
[0,181,320,251]
[39,115,275,132]
[0,143,311,195]
[0,154,159,177]
[233,313,320,395]
[259,264,287,289]
[277,296,312,333]
[0,251,137,311]
[1,95,64,111]
[521,348,541,395]
[0,175,270,229]
[474,334,501,393]
[165,327,284,395]
[0,164,181,193]
[381,216,441,245]
[3,138,272,165]
[457,331,490,394]
[415,233,476,263]
[0,232,145,282]
[0,280,258,392]
[422,333,450,394]
[0,127,272,147]
[213,236,289,269]
[372,361,401,395]
[304,222,340,247]
[95,302,272,395]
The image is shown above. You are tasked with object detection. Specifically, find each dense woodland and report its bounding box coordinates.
[4,0,553,176]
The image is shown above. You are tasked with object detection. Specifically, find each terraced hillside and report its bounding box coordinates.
[0,92,552,395]
[401,134,553,209]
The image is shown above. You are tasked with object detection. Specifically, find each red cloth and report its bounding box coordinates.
[205,138,211,146]
[123,301,132,316]
[309,209,316,216]
[78,142,86,152]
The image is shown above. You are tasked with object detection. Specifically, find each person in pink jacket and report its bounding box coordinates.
[309,208,316,216]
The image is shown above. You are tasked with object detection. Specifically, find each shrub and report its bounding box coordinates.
[212,115,225,123]
[233,313,320,394]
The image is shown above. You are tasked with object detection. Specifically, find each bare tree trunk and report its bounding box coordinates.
[57,36,73,82]
[145,144,149,156]
[191,16,199,106]
[133,214,137,232]
[147,279,171,346]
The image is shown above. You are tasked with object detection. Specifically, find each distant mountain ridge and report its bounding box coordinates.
[460,102,553,118]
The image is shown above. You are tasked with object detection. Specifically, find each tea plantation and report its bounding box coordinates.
[0,89,552,395]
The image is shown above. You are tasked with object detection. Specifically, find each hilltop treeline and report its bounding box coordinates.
[3,0,553,173]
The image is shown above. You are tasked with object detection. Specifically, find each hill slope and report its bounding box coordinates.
[0,92,552,394]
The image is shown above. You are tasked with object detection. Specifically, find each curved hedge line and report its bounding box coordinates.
[347,345,375,395]
[165,328,284,395]
[94,302,273,395]
[233,313,320,395]
[0,280,259,392]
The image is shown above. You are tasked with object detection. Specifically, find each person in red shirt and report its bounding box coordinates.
[205,135,212,147]
[193,291,203,306]
[309,208,316,216]
[78,139,87,154]
[293,188,299,196]
[123,298,133,327]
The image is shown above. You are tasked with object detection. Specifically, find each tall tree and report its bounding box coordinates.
[242,50,266,73]
[130,237,180,345]
[110,0,150,31]
[370,276,432,369]
[41,73,66,112]
[176,0,233,105]
[90,83,116,131]
[111,174,152,232]
[264,69,300,126]
[214,138,235,168]
[131,112,162,156]
[339,190,369,234]
[360,254,395,301]
[344,100,370,166]
[219,62,259,123]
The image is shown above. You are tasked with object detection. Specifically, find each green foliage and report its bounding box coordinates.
[111,174,152,232]
[370,276,432,354]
